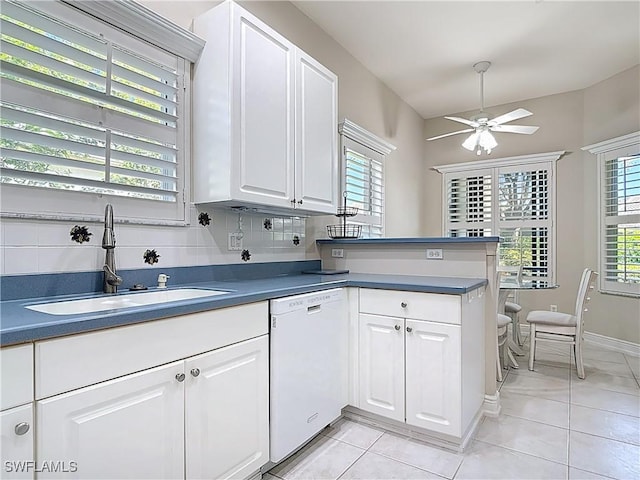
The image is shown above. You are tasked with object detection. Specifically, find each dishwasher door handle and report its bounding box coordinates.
[307,304,321,313]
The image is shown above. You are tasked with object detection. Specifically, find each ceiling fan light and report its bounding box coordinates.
[479,130,497,151]
[462,131,479,151]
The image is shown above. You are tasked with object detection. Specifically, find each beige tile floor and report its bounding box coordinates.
[264,340,640,480]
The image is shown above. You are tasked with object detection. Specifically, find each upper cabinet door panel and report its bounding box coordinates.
[295,51,338,213]
[232,10,294,206]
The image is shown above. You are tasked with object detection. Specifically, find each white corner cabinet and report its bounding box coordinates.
[0,344,34,480]
[355,288,485,440]
[31,302,269,480]
[192,1,339,215]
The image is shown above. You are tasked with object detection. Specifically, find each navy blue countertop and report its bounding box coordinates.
[0,273,487,346]
[317,237,500,245]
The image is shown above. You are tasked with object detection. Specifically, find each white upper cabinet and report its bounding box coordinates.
[193,1,338,215]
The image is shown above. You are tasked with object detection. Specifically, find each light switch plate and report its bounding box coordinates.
[331,248,344,258]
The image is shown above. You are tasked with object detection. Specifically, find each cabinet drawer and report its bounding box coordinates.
[359,289,461,324]
[35,302,268,399]
[1,344,33,410]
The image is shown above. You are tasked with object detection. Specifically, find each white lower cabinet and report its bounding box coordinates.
[37,362,185,479]
[358,314,404,422]
[34,302,270,480]
[405,319,461,434]
[37,336,268,480]
[357,288,484,440]
[185,336,269,480]
[1,404,34,480]
[1,343,34,480]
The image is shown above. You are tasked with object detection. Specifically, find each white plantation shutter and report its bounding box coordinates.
[0,0,190,224]
[339,121,395,239]
[345,147,383,225]
[445,169,492,237]
[498,163,552,282]
[603,152,640,293]
[584,133,640,297]
[440,153,560,283]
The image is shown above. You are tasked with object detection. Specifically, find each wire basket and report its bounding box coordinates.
[336,206,358,217]
[327,224,362,239]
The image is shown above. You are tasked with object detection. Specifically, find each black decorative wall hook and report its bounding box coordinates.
[292,235,300,246]
[241,249,251,262]
[143,249,160,265]
[70,225,92,244]
[263,218,272,230]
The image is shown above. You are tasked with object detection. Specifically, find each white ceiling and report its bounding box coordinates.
[292,1,640,120]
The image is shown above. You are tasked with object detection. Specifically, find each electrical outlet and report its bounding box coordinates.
[331,248,344,258]
[426,248,443,260]
[228,232,243,251]
[550,304,558,312]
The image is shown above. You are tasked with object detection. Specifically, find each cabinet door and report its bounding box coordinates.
[295,50,338,213]
[231,7,295,208]
[37,362,184,479]
[405,319,462,436]
[185,336,269,480]
[358,314,404,422]
[1,404,34,480]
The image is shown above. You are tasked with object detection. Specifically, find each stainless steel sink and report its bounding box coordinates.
[26,288,230,315]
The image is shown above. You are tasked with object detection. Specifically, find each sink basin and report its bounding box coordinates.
[26,288,231,315]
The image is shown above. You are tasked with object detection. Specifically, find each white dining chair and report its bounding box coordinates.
[496,313,517,381]
[526,268,598,379]
[498,265,524,346]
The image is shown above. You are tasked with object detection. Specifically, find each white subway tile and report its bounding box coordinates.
[4,221,39,246]
[4,247,39,274]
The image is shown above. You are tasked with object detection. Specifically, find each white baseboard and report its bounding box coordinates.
[520,324,639,357]
[583,331,640,357]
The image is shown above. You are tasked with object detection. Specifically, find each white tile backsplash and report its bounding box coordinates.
[0,206,311,275]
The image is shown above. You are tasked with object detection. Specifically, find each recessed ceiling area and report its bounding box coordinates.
[292,1,640,120]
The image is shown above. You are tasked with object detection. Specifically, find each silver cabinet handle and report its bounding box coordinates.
[14,423,29,436]
[394,324,401,331]
[175,373,185,382]
[401,302,407,308]
[406,326,413,333]
[190,368,200,377]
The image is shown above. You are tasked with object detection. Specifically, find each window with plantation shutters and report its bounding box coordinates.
[585,132,640,297]
[438,152,562,283]
[339,120,395,238]
[345,147,383,226]
[0,0,192,224]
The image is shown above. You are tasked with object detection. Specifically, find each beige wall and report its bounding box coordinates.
[424,66,640,344]
[142,0,426,237]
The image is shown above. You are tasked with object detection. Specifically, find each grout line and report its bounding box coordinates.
[334,448,367,480]
[472,438,570,467]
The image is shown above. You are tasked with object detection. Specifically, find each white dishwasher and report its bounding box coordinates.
[269,288,347,463]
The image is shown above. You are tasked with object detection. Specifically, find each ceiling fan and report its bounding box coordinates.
[426,61,539,155]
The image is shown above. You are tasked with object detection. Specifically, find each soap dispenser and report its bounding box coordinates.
[157,273,170,289]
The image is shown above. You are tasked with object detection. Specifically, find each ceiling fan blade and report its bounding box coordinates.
[491,124,540,135]
[426,128,475,141]
[490,108,533,125]
[444,116,478,127]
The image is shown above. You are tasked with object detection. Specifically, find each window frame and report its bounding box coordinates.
[583,131,640,297]
[434,151,564,283]
[338,119,395,238]
[0,0,204,226]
